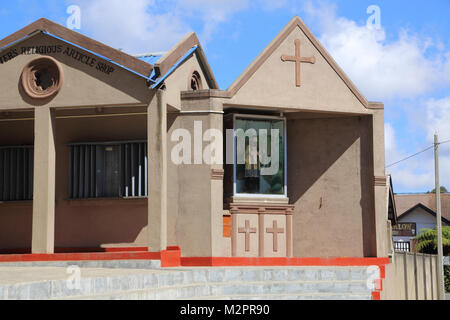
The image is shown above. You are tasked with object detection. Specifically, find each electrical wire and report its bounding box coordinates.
[386,146,434,168]
[386,139,450,168]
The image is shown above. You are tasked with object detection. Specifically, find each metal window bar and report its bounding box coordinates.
[122,142,148,198]
[69,142,148,199]
[0,147,34,201]
[394,241,411,252]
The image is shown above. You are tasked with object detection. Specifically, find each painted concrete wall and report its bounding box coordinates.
[382,252,439,300]
[166,96,225,257]
[0,31,155,250]
[229,25,369,114]
[0,119,34,249]
[287,115,376,257]
[0,33,151,111]
[163,51,211,110]
[0,115,150,249]
[53,115,148,248]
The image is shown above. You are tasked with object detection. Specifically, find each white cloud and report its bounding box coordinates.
[68,0,293,54]
[70,0,296,54]
[426,97,450,147]
[385,124,434,192]
[384,122,396,157]
[172,0,250,43]
[385,97,450,192]
[302,1,450,101]
[70,0,190,53]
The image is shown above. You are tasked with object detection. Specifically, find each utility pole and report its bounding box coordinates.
[434,133,445,300]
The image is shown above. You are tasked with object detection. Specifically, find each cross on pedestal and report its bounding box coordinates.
[281,39,316,87]
[238,220,257,252]
[266,220,284,252]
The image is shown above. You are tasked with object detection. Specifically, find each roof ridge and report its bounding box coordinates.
[0,17,153,79]
[226,16,373,109]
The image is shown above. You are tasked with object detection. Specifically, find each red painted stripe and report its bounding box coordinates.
[160,248,181,267]
[379,265,386,279]
[0,251,160,263]
[0,247,148,255]
[166,246,181,251]
[180,257,390,267]
[372,291,381,300]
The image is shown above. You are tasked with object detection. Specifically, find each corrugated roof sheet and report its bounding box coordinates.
[137,55,163,66]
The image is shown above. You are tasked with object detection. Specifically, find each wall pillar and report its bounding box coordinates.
[372,110,389,257]
[31,106,56,254]
[148,90,167,252]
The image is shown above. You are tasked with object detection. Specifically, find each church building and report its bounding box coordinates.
[0,17,392,264]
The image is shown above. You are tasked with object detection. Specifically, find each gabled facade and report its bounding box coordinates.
[0,16,391,260]
[393,195,450,245]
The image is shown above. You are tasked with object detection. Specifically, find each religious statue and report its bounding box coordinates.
[245,135,260,178]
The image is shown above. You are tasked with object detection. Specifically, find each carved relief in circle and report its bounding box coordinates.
[21,57,63,99]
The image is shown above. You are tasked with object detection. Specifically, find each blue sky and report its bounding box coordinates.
[1,0,450,193]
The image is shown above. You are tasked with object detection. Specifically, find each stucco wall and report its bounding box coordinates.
[0,33,151,111]
[163,51,211,110]
[382,252,439,300]
[287,115,376,257]
[0,119,34,249]
[229,25,369,114]
[0,113,151,251]
[165,96,225,257]
[52,114,148,248]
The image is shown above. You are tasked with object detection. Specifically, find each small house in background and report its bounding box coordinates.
[393,193,450,252]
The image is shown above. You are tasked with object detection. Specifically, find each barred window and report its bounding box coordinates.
[69,141,148,199]
[0,147,34,201]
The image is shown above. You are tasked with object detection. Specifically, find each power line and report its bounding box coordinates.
[386,146,434,168]
[386,139,450,169]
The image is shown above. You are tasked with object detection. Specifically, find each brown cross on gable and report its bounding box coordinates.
[238,220,257,252]
[266,220,284,252]
[281,39,316,87]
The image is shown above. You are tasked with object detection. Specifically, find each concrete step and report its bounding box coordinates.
[0,265,378,300]
[64,280,372,300]
[191,293,373,300]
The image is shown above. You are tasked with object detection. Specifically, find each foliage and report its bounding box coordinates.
[414,226,450,256]
[428,186,449,194]
[445,266,450,293]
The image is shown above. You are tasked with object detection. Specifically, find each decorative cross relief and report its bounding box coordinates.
[238,220,257,252]
[266,220,284,252]
[281,39,316,87]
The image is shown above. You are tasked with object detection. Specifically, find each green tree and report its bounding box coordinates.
[414,226,450,255]
[428,186,449,194]
[414,227,450,292]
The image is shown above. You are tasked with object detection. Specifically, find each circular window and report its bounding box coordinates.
[21,57,63,99]
[190,71,203,91]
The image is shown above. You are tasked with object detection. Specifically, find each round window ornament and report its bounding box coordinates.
[21,57,63,99]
